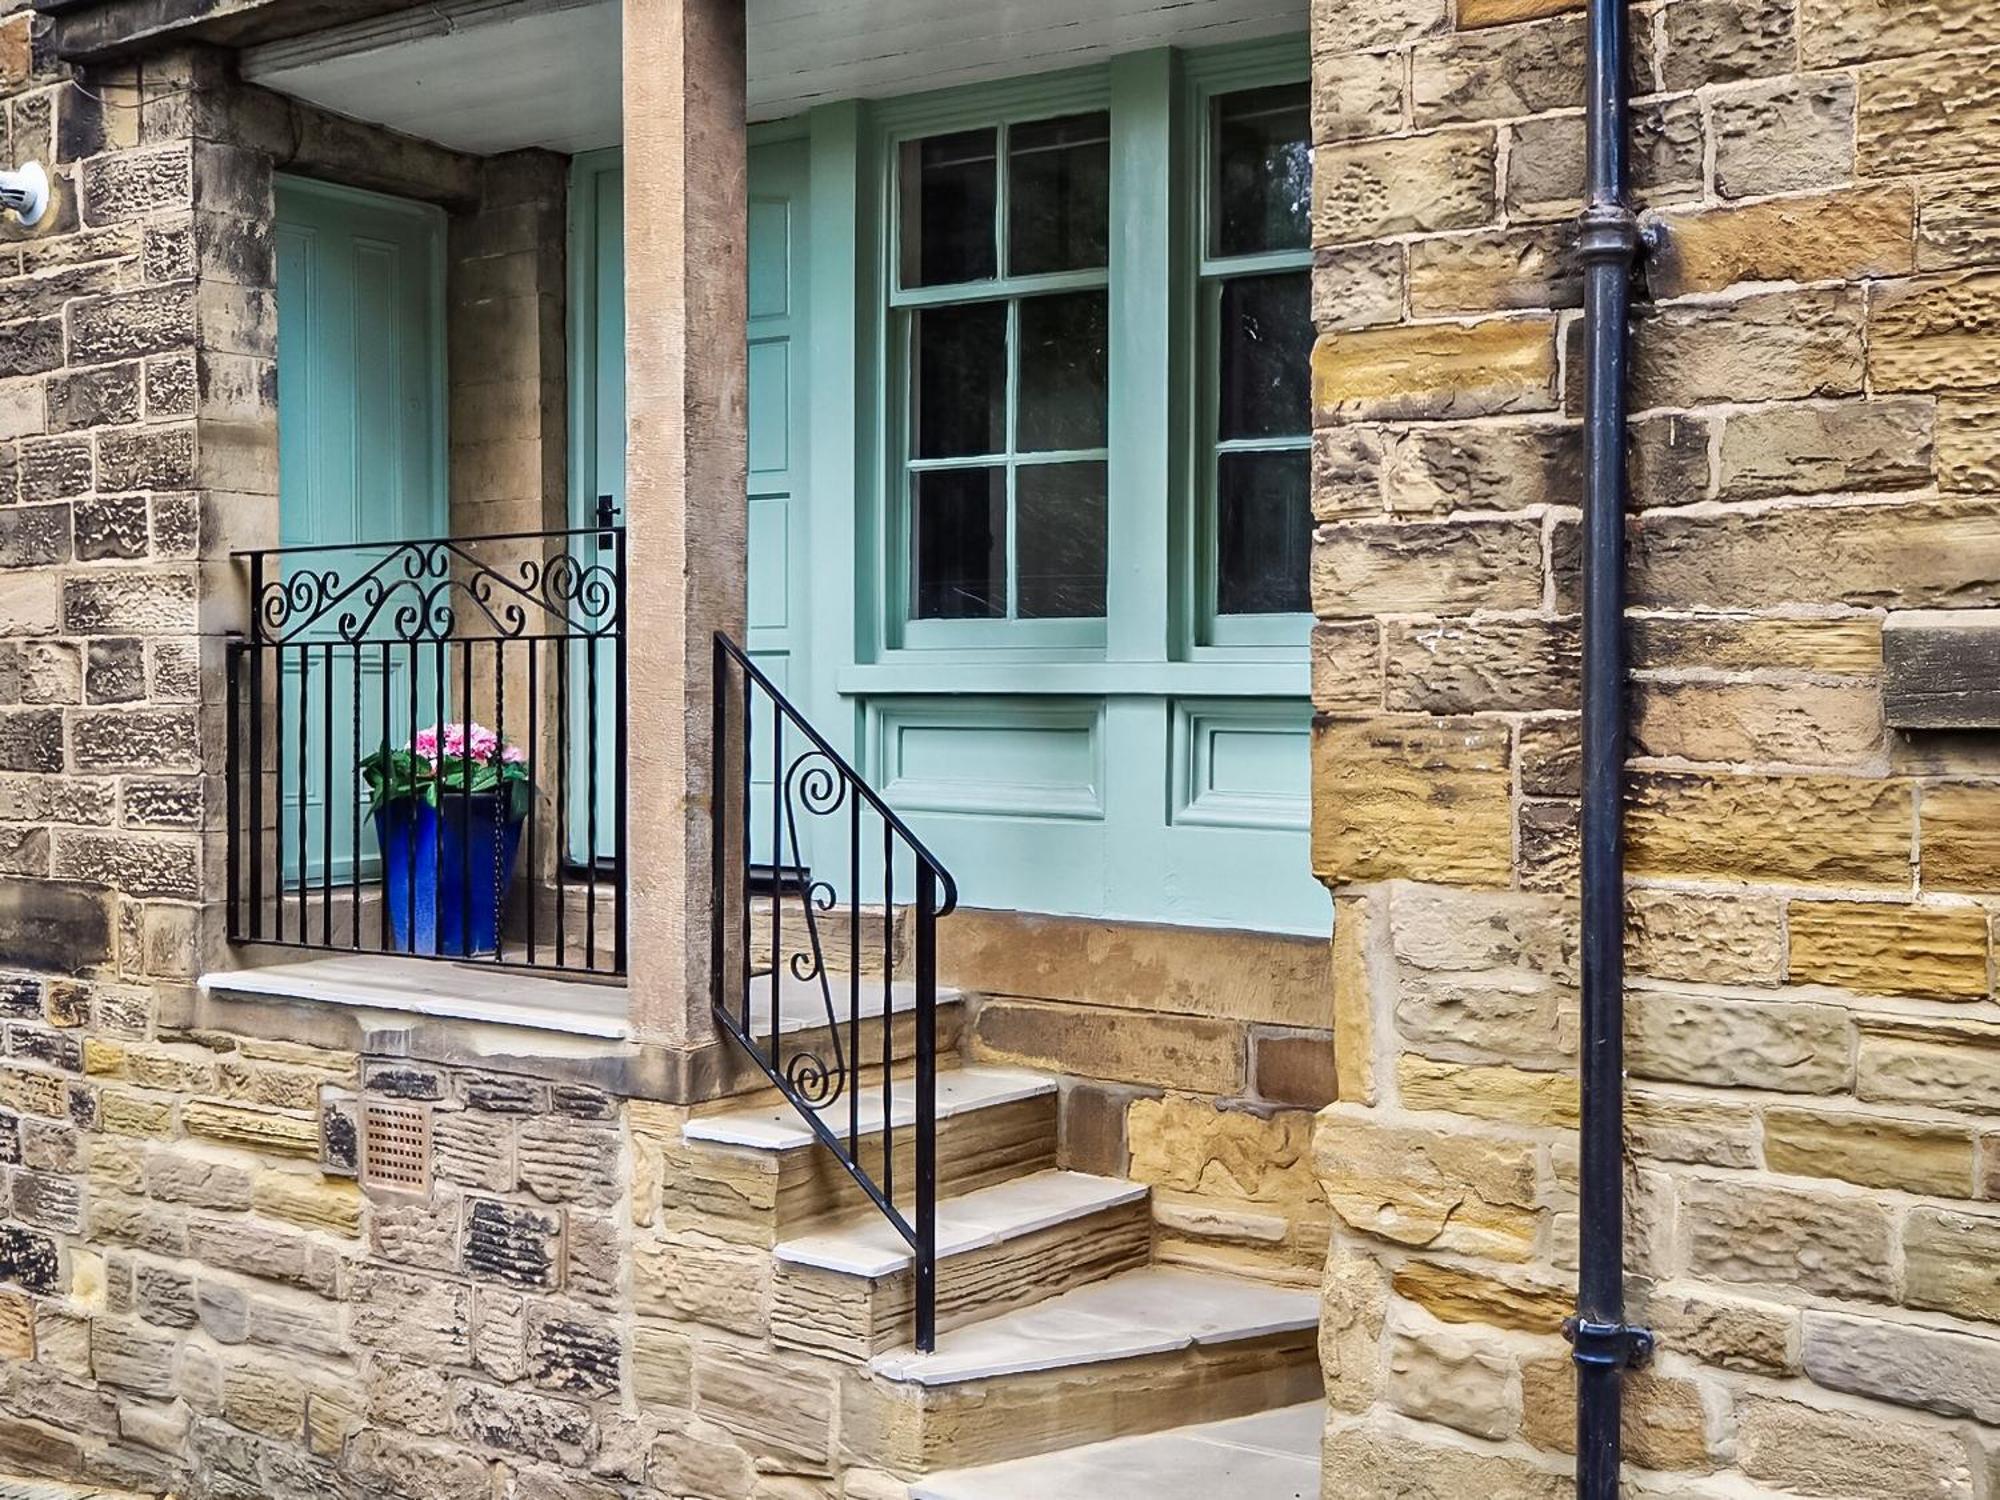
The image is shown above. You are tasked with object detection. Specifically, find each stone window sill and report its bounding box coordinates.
[198,954,631,1041]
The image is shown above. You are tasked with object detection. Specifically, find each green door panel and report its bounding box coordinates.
[275,178,446,884]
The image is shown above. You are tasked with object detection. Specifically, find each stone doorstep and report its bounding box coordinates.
[773,1170,1148,1278]
[910,1402,1321,1500]
[684,1065,1055,1151]
[869,1266,1320,1388]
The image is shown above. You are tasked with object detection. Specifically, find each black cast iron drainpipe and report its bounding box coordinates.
[1567,0,1659,1491]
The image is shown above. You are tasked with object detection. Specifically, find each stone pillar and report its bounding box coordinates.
[1307,0,2000,1491]
[620,0,747,1046]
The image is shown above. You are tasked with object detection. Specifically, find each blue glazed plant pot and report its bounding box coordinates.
[374,795,525,958]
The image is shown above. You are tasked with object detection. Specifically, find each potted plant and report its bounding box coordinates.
[360,722,533,958]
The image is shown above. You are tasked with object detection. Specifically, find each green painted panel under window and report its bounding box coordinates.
[274,177,446,882]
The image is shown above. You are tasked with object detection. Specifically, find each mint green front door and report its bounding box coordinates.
[275,177,447,880]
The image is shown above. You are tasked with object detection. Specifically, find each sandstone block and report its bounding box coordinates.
[1804,1309,2000,1423]
[1803,0,2000,64]
[1313,130,1496,245]
[1627,989,1850,1094]
[1643,1287,1797,1374]
[1922,782,2000,890]
[1248,1027,1336,1110]
[1392,1260,1570,1334]
[1383,419,1579,514]
[1315,318,1557,421]
[1398,970,1575,1065]
[348,1427,491,1500]
[1859,1017,2000,1114]
[1314,1107,1540,1259]
[1788,900,1989,1000]
[1904,1207,2000,1322]
[1407,225,1578,316]
[1939,397,2000,491]
[251,1169,360,1236]
[1312,716,1514,887]
[1388,1317,1520,1440]
[1323,1421,1573,1498]
[1662,0,1796,89]
[1860,50,2000,176]
[1506,97,1704,220]
[1310,50,1404,144]
[1331,893,1377,1106]
[1738,1392,1974,1500]
[1715,398,1934,501]
[1311,621,1380,712]
[1873,272,2000,394]
[971,996,1244,1093]
[1315,517,1545,617]
[1411,16,1585,125]
[1682,1177,1895,1301]
[1517,1359,1714,1470]
[1128,1094,1320,1207]
[1623,288,1865,412]
[182,1099,317,1156]
[1765,1105,1976,1197]
[1653,187,1914,298]
[1627,772,1912,887]
[61,570,197,633]
[1626,890,1782,987]
[1312,244,1404,334]
[1918,171,2000,273]
[349,1267,472,1364]
[1383,617,1578,715]
[693,1340,833,1464]
[1396,1054,1576,1128]
[1632,680,1884,768]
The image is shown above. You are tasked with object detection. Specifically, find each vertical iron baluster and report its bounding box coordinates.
[881,835,894,1211]
[321,640,334,946]
[296,643,310,947]
[351,639,363,948]
[555,635,568,964]
[614,528,629,976]
[248,553,265,942]
[768,695,781,1072]
[709,634,725,1023]
[849,794,860,1158]
[585,624,600,971]
[915,863,938,1353]
[527,642,540,966]
[407,636,420,953]
[740,663,752,1037]
[226,644,241,942]
[379,640,392,951]
[493,637,507,965]
[460,638,473,958]
[272,643,285,944]
[434,634,447,958]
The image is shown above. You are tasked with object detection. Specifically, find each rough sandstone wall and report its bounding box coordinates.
[1308,0,2000,1491]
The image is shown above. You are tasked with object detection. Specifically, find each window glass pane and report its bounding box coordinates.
[1017,462,1107,619]
[1008,111,1111,276]
[913,302,1007,459]
[900,128,998,287]
[913,467,1007,619]
[1218,272,1311,442]
[1217,450,1310,615]
[1017,291,1107,452]
[1213,83,1311,258]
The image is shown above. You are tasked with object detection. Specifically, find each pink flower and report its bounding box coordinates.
[411,726,440,762]
[470,725,500,763]
[502,745,527,765]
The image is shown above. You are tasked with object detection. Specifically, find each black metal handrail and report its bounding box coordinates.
[710,632,957,1351]
[225,527,626,976]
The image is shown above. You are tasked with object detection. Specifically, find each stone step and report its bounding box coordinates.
[841,1267,1322,1476]
[668,1066,1060,1245]
[771,1170,1152,1359]
[909,1401,1322,1500]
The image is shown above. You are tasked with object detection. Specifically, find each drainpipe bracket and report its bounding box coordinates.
[1573,202,1641,266]
[1564,1316,1657,1371]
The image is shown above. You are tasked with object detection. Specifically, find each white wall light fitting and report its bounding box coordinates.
[0,163,50,227]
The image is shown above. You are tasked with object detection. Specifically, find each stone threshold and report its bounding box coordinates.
[200,954,632,1040]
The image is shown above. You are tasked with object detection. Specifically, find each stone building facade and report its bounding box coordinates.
[1307,0,2000,1492]
[0,0,1996,1494]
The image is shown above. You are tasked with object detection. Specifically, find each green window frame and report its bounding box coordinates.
[865,39,1312,667]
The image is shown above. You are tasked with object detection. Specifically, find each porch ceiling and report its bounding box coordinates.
[240,0,1307,154]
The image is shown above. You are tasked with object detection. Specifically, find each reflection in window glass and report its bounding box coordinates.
[1213,83,1312,258]
[1017,291,1108,452]
[1217,451,1311,615]
[899,128,998,287]
[913,302,1008,459]
[913,468,1007,619]
[1017,462,1108,618]
[1217,273,1311,443]
[1008,112,1111,276]
[900,111,1111,629]
[1206,81,1313,622]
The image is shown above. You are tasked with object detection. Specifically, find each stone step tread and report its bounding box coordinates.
[773,1169,1147,1278]
[0,1481,159,1500]
[869,1267,1318,1388]
[909,1402,1321,1500]
[685,1065,1053,1151]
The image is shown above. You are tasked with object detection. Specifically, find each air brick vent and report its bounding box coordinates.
[359,1100,432,1193]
